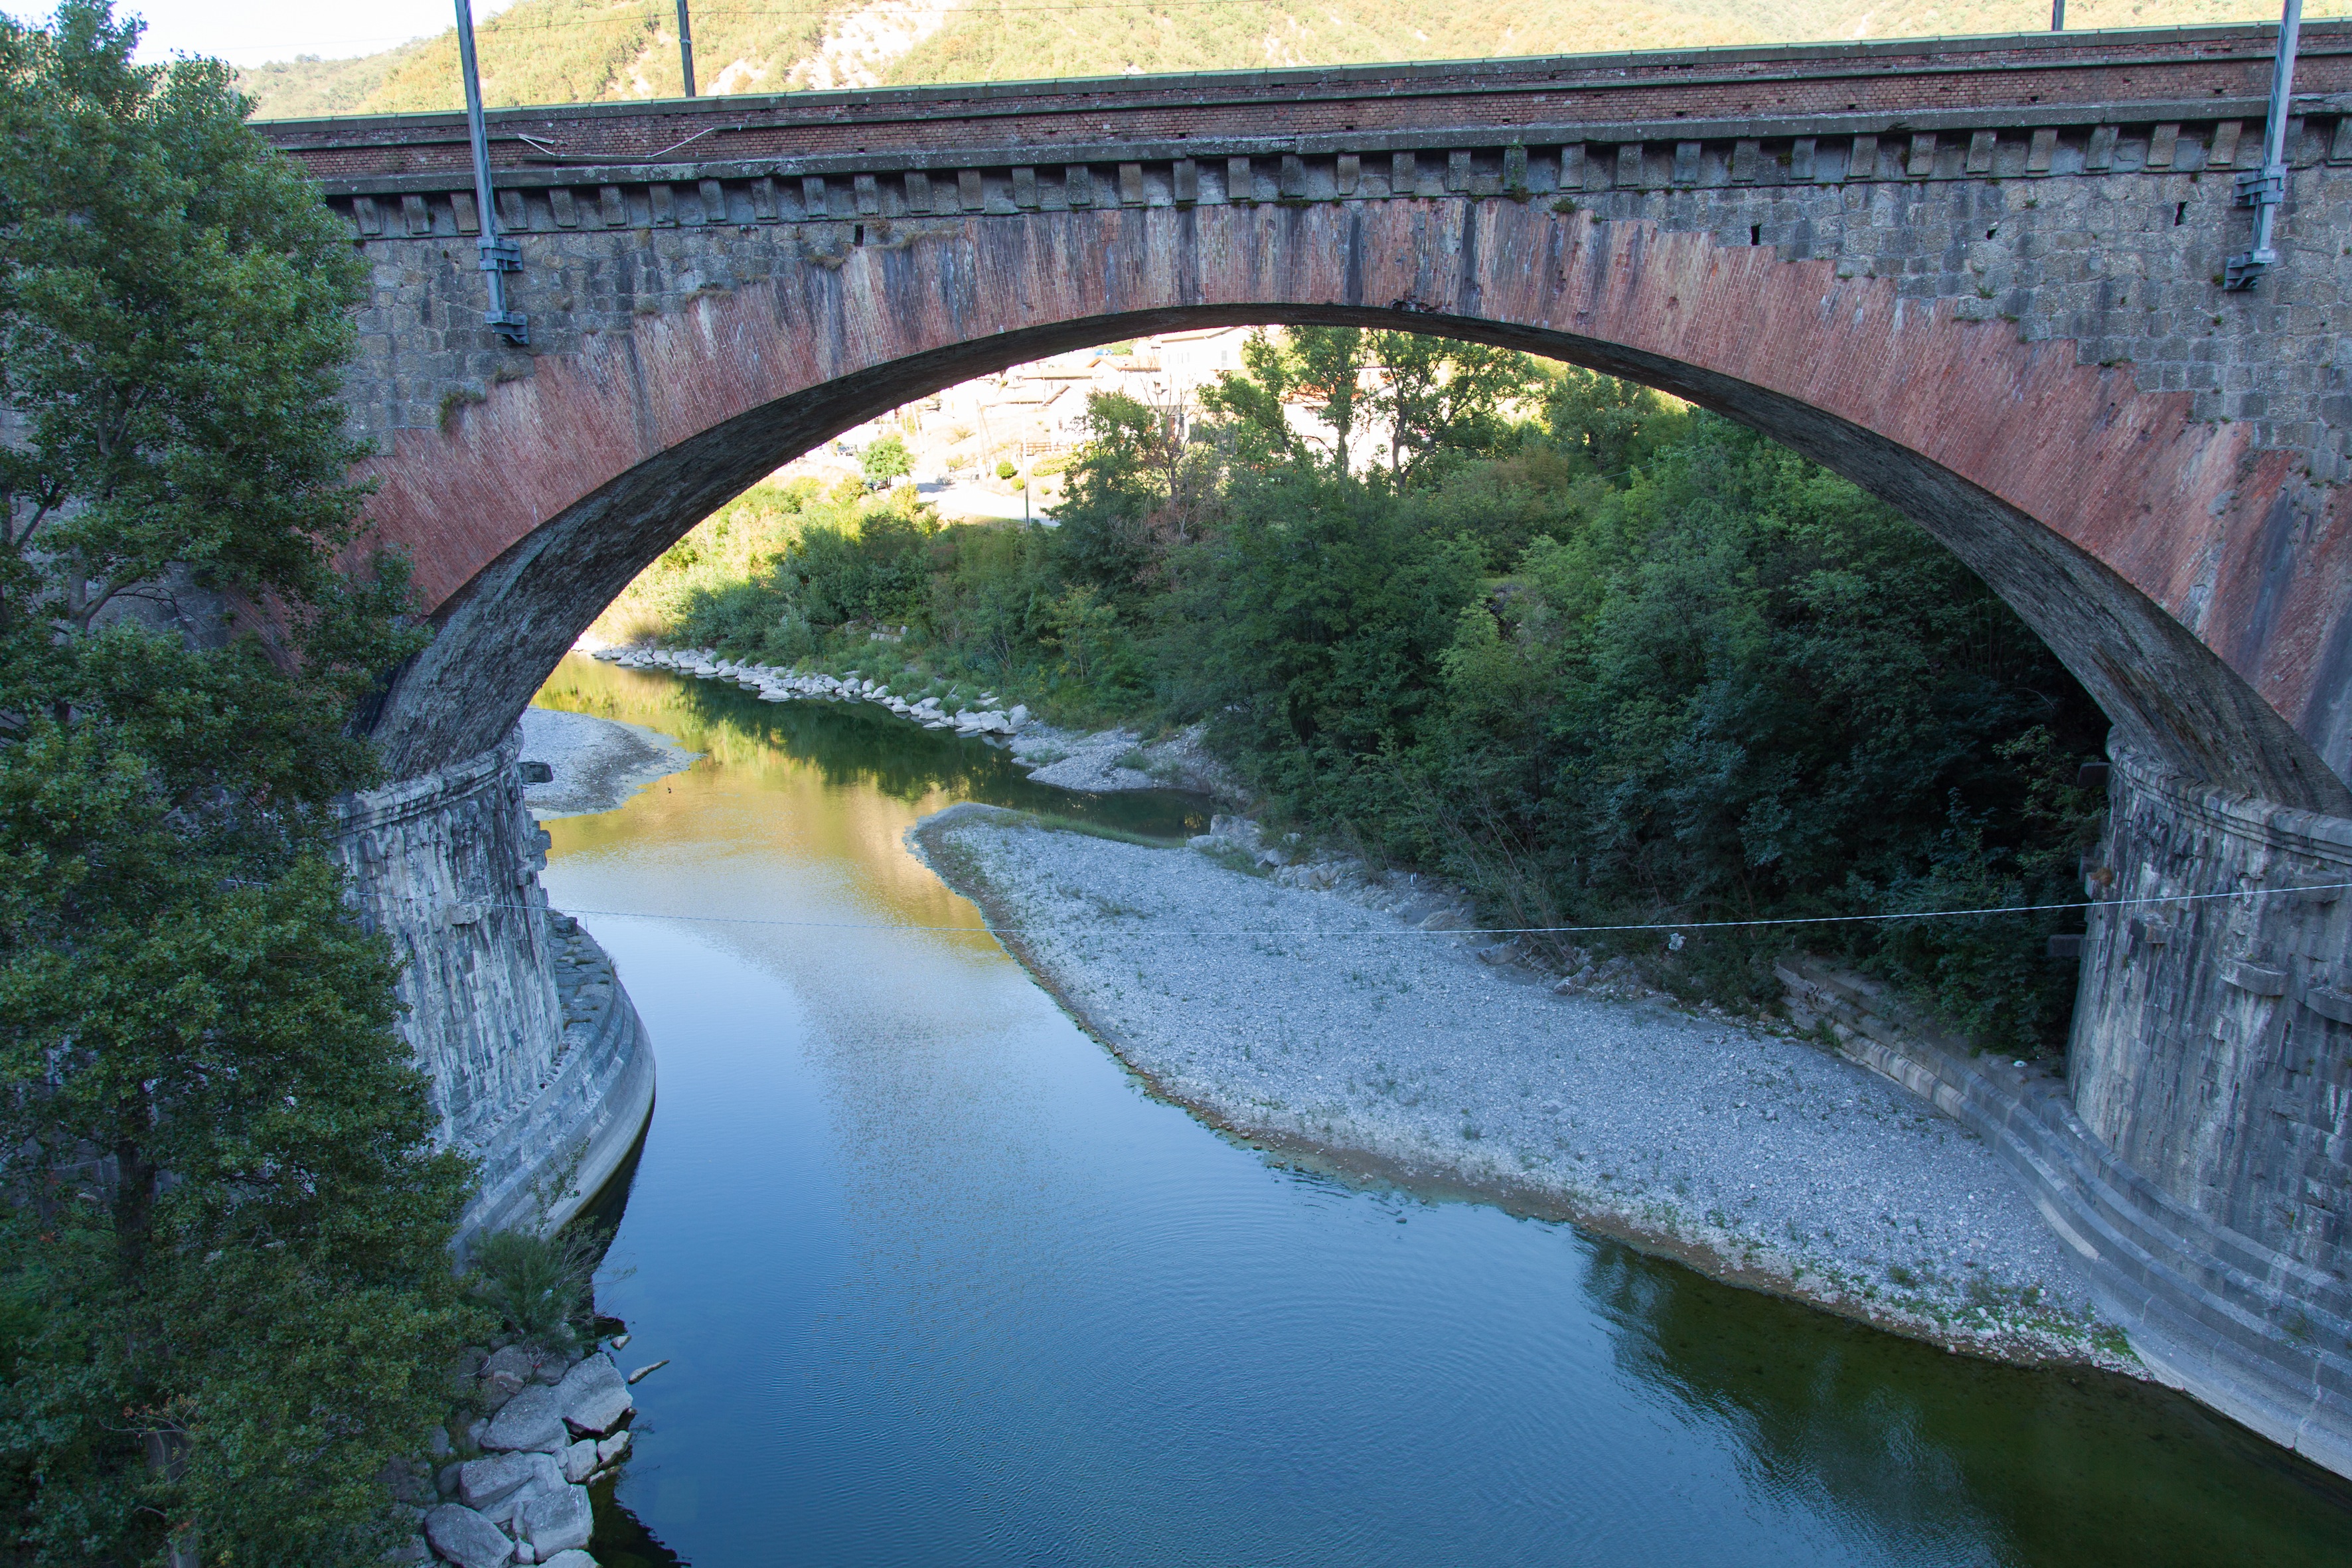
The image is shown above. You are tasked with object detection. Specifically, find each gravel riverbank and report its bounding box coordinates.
[520,708,698,819]
[916,804,2131,1371]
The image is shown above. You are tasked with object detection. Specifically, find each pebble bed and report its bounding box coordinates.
[519,707,698,819]
[919,805,2131,1369]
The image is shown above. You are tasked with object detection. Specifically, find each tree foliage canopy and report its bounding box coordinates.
[609,328,2108,1051]
[0,7,473,1562]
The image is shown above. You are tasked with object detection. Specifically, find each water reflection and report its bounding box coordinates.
[534,656,2352,1567]
[588,1482,690,1568]
[1587,1245,2352,1565]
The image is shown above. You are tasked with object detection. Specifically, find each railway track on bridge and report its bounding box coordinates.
[264,24,2352,218]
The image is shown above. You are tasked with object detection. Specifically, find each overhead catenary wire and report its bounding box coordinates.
[506,877,2352,936]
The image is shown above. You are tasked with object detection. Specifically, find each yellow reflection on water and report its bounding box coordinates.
[529,655,989,938]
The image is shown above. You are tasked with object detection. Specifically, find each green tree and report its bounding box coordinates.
[1366,333,1540,486]
[1201,329,1543,487]
[1196,327,1371,473]
[773,495,937,630]
[0,6,475,1562]
[1543,364,1684,477]
[1383,416,2104,1044]
[1160,466,1484,803]
[860,431,911,487]
[1052,393,1173,593]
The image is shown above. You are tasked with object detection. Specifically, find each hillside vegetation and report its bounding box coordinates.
[240,0,2331,120]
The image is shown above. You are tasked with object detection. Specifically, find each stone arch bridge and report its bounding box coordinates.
[267,25,2352,1468]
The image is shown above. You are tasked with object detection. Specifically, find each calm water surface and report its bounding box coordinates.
[532,655,2352,1567]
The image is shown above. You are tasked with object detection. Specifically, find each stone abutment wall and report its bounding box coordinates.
[333,732,653,1236]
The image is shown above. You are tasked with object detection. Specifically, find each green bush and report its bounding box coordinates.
[464,1228,605,1355]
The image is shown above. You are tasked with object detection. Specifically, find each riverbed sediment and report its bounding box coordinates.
[915,803,2134,1372]
[521,707,699,819]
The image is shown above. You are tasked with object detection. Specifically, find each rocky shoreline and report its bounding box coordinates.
[391,1336,665,1568]
[915,804,2137,1374]
[591,645,1036,735]
[583,644,1241,797]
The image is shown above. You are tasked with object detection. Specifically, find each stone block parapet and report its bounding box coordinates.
[1783,953,2352,1478]
[334,731,653,1236]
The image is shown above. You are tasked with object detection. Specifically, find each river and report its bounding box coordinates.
[530,654,2352,1567]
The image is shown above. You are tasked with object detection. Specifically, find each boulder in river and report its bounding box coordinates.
[560,1439,599,1483]
[554,1353,633,1436]
[423,1504,513,1568]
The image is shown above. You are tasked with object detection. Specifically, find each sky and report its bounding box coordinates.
[2,0,517,67]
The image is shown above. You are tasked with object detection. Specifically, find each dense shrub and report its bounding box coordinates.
[1363,422,2105,1048]
[465,1229,605,1355]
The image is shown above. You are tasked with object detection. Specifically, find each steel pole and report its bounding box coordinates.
[676,0,697,96]
[2227,0,2304,289]
[2260,0,2305,177]
[454,0,526,341]
[2051,0,2064,30]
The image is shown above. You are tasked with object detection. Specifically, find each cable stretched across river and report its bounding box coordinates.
[509,877,2352,937]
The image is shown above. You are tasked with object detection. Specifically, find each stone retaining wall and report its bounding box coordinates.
[1781,954,2352,1477]
[2072,747,2352,1285]
[335,732,654,1237]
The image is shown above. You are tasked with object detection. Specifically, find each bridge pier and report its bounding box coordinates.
[333,732,655,1237]
[2067,751,2352,1468]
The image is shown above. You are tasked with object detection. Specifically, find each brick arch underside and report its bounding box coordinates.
[357,203,2352,811]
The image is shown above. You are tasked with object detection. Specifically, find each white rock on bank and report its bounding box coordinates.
[457,1450,557,1512]
[479,1385,568,1452]
[519,1485,595,1557]
[477,1344,534,1395]
[424,1504,513,1568]
[559,1438,599,1484]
